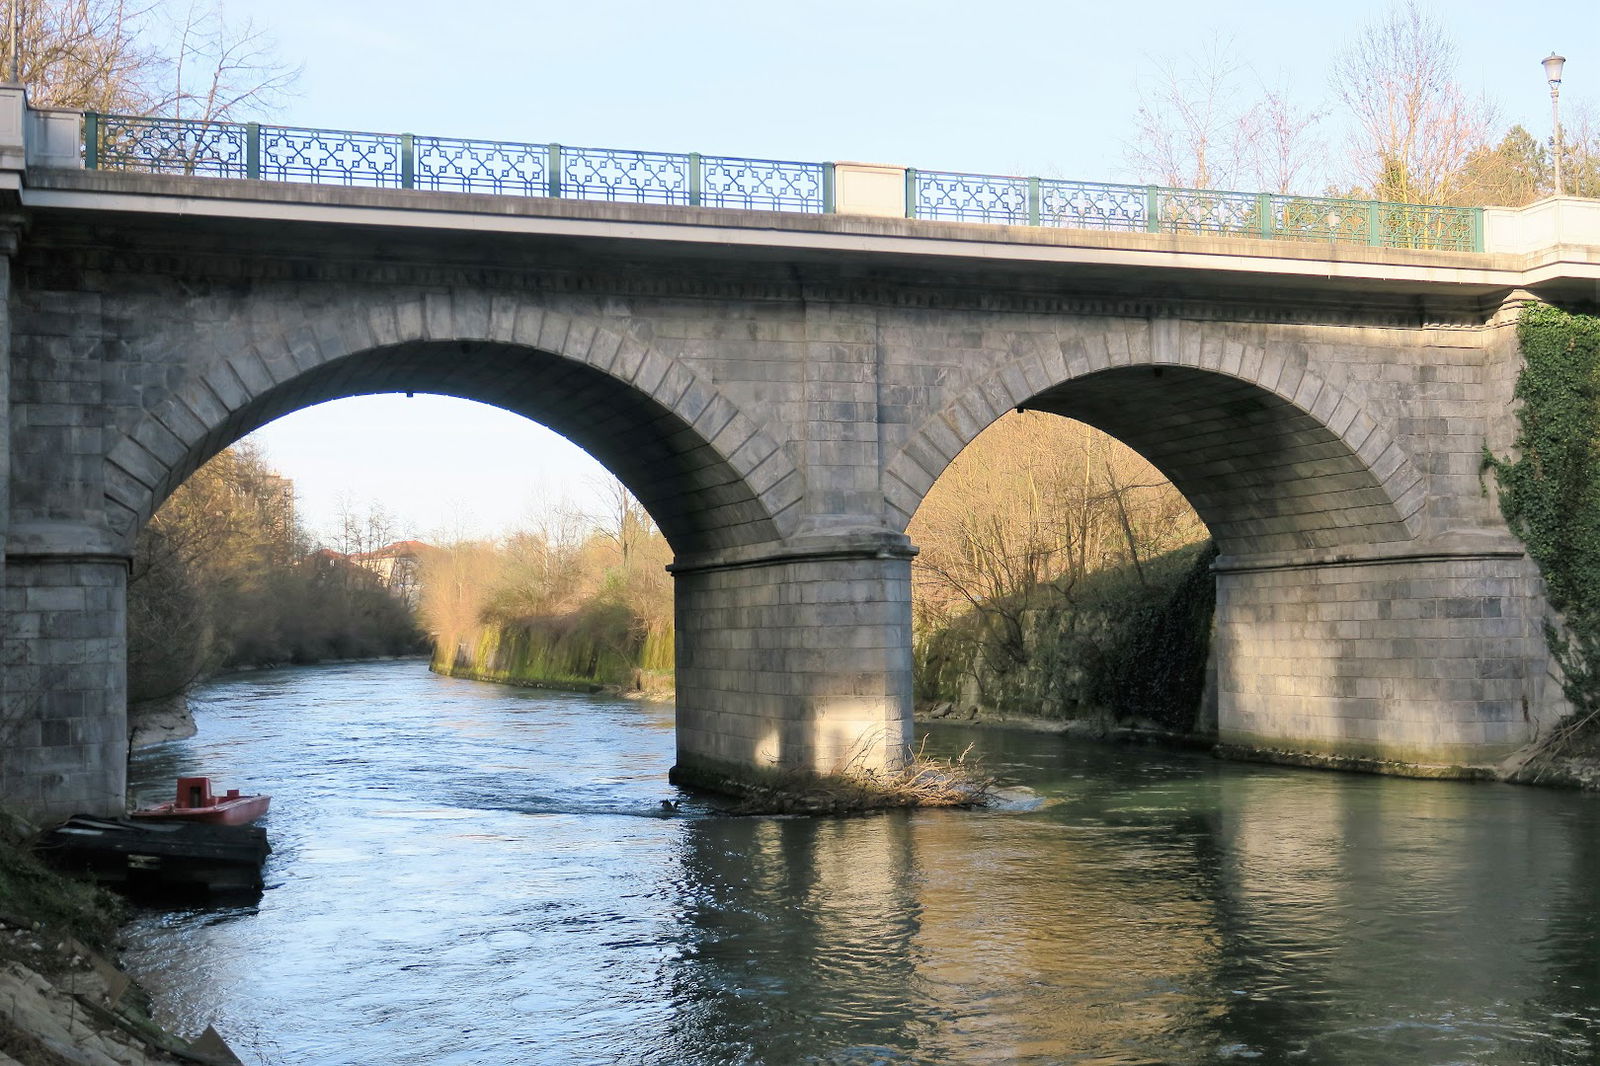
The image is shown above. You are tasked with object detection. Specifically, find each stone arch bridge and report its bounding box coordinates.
[3,92,1599,818]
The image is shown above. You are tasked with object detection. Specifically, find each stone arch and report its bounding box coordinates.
[101,297,805,556]
[883,321,1426,556]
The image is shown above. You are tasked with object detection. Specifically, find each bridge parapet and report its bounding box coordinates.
[13,89,1600,299]
[1483,197,1600,256]
[0,86,77,175]
[0,88,1506,255]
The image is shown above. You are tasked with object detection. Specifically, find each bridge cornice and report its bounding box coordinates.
[17,168,1561,306]
[16,208,1525,333]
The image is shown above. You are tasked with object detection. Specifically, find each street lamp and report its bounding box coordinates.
[9,0,20,85]
[1544,52,1567,196]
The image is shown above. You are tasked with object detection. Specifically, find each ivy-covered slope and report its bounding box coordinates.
[1488,305,1600,734]
[914,542,1216,730]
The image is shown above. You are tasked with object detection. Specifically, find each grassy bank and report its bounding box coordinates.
[0,811,230,1064]
[431,601,672,694]
[0,813,122,953]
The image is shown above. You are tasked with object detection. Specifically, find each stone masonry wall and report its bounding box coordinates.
[672,550,914,786]
[0,556,126,817]
[1215,551,1560,765]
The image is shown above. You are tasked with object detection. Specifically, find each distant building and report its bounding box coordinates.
[257,474,296,550]
[349,540,437,607]
[304,547,361,580]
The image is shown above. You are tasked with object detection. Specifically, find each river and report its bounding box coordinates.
[122,660,1600,1065]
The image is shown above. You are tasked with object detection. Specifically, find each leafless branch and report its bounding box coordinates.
[1329,0,1495,202]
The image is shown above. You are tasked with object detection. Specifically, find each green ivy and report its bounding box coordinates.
[1088,542,1217,729]
[1487,304,1600,726]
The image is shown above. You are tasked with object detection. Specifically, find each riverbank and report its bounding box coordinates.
[428,613,672,699]
[1501,728,1600,790]
[915,709,1600,788]
[0,811,240,1065]
[128,695,198,751]
[916,707,1213,753]
[430,660,675,702]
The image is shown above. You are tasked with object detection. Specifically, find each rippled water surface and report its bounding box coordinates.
[124,661,1600,1065]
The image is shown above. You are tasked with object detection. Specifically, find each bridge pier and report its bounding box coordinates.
[668,533,915,791]
[1,524,129,819]
[1215,545,1560,768]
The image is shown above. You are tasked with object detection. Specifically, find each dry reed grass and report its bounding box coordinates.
[717,737,998,816]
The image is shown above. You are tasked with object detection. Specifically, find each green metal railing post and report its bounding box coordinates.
[1027,176,1041,227]
[547,144,562,199]
[1367,202,1383,247]
[400,133,415,189]
[822,162,836,213]
[688,152,702,207]
[1256,192,1273,240]
[1144,186,1161,233]
[83,112,99,170]
[905,167,917,218]
[1471,207,1485,252]
[245,122,261,180]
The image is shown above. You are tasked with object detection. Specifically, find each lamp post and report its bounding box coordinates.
[1544,52,1566,196]
[9,0,20,85]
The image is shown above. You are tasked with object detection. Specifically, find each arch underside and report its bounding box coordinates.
[1024,366,1416,556]
[140,342,787,556]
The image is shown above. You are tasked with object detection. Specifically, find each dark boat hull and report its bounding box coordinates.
[36,816,271,899]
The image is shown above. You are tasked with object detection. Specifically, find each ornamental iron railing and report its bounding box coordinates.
[83,113,832,212]
[78,112,1484,252]
[906,168,1482,252]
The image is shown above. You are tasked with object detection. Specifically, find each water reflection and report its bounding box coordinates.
[1207,769,1600,1065]
[122,662,1600,1065]
[652,816,924,1064]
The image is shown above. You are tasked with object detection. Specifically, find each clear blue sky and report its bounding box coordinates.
[233,0,1599,544]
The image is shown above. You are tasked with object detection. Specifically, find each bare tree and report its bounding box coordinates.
[586,477,657,578]
[481,528,581,621]
[1127,38,1253,190]
[909,411,1204,633]
[1127,41,1326,195]
[418,483,675,689]
[329,496,408,600]
[1453,125,1549,207]
[3,0,296,120]
[156,0,296,121]
[420,537,501,657]
[1558,103,1600,199]
[2,0,159,111]
[1243,84,1327,194]
[128,443,310,701]
[1329,0,1495,203]
[908,411,1208,711]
